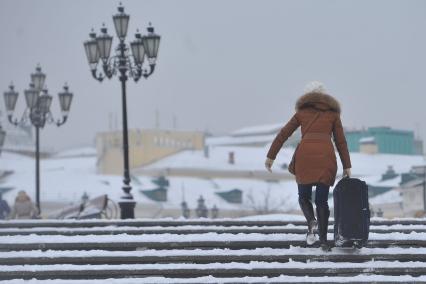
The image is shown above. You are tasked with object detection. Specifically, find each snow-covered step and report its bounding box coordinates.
[2,218,426,228]
[1,232,426,251]
[1,224,425,236]
[1,218,426,282]
[0,261,426,280]
[2,247,426,266]
[0,219,309,228]
[2,275,426,284]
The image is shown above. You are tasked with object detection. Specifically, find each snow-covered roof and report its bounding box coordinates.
[0,152,138,203]
[363,175,402,188]
[1,143,423,215]
[359,136,376,144]
[144,145,424,178]
[0,152,300,212]
[230,123,283,137]
[400,178,425,189]
[206,134,277,147]
[143,145,295,172]
[370,189,402,205]
[53,147,97,158]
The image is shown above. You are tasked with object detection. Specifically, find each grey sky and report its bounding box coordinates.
[1,0,425,151]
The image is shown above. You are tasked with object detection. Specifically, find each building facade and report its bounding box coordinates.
[96,129,205,175]
[209,124,423,156]
[346,127,422,155]
[401,179,425,217]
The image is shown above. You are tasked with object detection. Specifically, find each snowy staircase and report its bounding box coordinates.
[1,218,426,283]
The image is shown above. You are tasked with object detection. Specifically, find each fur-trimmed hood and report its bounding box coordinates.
[296,92,341,114]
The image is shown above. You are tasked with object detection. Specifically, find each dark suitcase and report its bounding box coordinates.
[333,177,370,248]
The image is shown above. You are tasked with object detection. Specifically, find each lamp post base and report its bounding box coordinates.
[119,201,136,219]
[118,189,136,219]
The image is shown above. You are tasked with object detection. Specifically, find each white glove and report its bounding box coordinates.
[265,158,274,172]
[343,168,351,178]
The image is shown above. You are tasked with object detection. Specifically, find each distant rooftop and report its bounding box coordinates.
[231,123,283,137]
[143,145,424,178]
[359,136,375,144]
[347,126,414,135]
[206,134,277,147]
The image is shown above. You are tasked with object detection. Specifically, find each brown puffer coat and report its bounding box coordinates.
[267,92,351,186]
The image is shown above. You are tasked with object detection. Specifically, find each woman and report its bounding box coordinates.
[8,190,39,219]
[265,81,351,252]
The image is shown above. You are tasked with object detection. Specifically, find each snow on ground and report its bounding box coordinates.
[3,214,421,224]
[237,213,305,221]
[2,275,426,283]
[1,260,426,271]
[1,231,426,244]
[2,247,426,258]
[0,223,424,234]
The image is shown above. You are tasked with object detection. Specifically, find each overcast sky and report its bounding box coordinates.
[1,0,426,151]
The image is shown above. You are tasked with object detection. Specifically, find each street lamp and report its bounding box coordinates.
[3,65,73,213]
[84,4,161,219]
[0,125,5,156]
[423,161,426,212]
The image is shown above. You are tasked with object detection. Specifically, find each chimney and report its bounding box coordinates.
[228,151,235,165]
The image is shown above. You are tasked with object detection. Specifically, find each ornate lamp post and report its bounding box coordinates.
[0,125,5,156]
[84,4,160,219]
[423,162,426,212]
[3,65,73,213]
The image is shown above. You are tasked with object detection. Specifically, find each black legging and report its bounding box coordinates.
[298,183,330,209]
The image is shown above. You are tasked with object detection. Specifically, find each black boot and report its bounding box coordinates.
[299,197,317,245]
[316,205,331,252]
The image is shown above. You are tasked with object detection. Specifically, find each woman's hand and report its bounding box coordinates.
[265,158,274,172]
[343,168,351,178]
